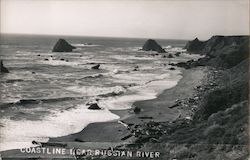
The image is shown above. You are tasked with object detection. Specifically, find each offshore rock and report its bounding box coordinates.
[0,60,9,73]
[142,39,166,53]
[91,64,100,69]
[52,39,76,52]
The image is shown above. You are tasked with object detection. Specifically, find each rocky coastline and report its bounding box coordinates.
[85,35,249,159]
[1,36,248,160]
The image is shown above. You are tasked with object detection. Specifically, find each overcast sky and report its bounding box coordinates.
[0,0,249,40]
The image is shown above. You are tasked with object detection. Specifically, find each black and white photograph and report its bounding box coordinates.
[0,0,249,159]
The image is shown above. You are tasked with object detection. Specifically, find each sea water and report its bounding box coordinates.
[0,34,201,151]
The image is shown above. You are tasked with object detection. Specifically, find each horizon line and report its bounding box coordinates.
[0,32,195,41]
[1,32,249,41]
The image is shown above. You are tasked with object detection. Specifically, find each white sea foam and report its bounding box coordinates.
[164,47,186,52]
[99,72,182,110]
[164,45,172,49]
[111,72,172,85]
[0,105,119,151]
[66,85,127,97]
[181,53,205,60]
[72,43,101,47]
[111,54,155,61]
[41,59,80,66]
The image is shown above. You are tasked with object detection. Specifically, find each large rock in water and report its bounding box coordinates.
[0,60,9,73]
[52,39,76,52]
[142,39,166,53]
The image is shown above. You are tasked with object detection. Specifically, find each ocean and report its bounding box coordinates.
[0,34,201,151]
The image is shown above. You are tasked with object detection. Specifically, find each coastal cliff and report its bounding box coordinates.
[177,36,249,69]
[49,35,249,160]
[106,35,249,160]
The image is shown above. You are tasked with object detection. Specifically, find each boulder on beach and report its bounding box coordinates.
[142,39,166,53]
[0,60,9,73]
[88,103,101,110]
[91,64,100,69]
[52,39,76,52]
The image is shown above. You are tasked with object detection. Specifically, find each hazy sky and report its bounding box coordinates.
[0,0,249,40]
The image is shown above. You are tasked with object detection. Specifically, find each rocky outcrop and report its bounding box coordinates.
[52,39,76,52]
[179,36,249,69]
[205,36,249,68]
[142,39,166,53]
[0,60,9,73]
[184,38,205,52]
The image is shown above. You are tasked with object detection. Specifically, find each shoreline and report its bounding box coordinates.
[0,66,208,158]
[49,66,208,146]
[1,35,248,159]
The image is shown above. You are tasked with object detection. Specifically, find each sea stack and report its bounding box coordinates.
[0,60,9,73]
[142,39,166,53]
[52,39,76,52]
